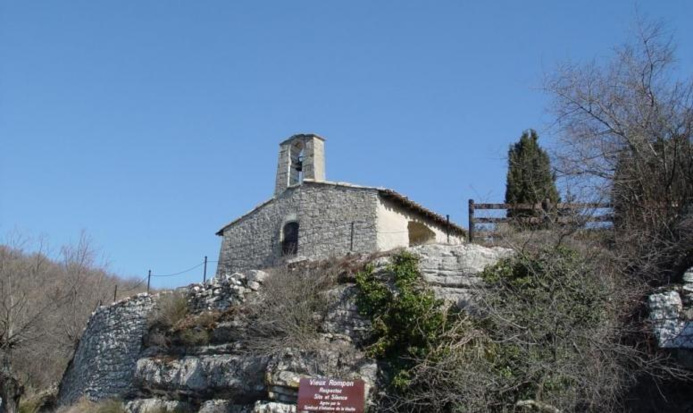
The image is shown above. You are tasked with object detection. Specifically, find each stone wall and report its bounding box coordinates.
[216,182,379,276]
[57,294,156,406]
[649,269,693,350]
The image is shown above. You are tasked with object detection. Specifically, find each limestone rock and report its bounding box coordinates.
[409,243,511,308]
[265,348,376,405]
[649,290,693,348]
[253,401,296,413]
[58,243,513,409]
[125,398,193,413]
[321,285,371,344]
[246,270,269,284]
[199,400,253,413]
[135,354,268,402]
[683,268,693,284]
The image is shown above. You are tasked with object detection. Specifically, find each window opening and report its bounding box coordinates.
[407,221,436,246]
[282,222,299,256]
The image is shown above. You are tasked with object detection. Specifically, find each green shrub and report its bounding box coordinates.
[356,251,462,390]
[473,246,623,411]
[364,247,634,412]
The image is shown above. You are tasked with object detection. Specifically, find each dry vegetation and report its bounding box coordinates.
[0,233,147,412]
[53,398,126,413]
[145,292,222,349]
[365,232,690,412]
[545,19,693,284]
[244,255,368,354]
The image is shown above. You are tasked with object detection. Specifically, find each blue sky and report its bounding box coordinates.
[1,1,692,288]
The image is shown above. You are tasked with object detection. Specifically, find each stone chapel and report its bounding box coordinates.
[215,134,466,276]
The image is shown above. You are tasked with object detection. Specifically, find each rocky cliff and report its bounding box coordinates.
[57,243,510,413]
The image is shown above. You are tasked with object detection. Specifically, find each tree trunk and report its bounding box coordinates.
[0,355,23,413]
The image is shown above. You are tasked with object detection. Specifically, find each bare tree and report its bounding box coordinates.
[55,232,113,351]
[545,18,693,281]
[0,232,143,412]
[0,236,60,413]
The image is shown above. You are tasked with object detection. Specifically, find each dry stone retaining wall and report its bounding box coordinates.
[57,293,156,406]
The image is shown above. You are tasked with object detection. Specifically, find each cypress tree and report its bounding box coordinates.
[505,129,560,222]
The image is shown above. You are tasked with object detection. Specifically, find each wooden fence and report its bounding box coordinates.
[468,199,612,243]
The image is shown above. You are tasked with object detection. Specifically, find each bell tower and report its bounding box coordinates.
[274,134,326,196]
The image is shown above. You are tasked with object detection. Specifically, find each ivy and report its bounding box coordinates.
[355,251,452,390]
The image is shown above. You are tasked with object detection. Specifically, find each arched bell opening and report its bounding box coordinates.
[289,141,305,186]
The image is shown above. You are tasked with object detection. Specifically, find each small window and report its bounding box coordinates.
[282,222,299,256]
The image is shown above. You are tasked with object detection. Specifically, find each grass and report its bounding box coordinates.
[55,398,126,413]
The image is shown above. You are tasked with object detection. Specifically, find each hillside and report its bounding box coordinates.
[0,237,148,402]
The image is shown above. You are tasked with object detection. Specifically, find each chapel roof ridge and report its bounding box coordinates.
[279,133,326,145]
[215,179,466,236]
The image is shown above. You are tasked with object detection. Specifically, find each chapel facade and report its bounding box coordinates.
[215,134,466,276]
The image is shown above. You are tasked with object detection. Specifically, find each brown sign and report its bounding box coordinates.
[297,377,366,413]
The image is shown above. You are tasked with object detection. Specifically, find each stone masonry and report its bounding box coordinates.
[216,182,380,276]
[274,134,325,196]
[215,135,466,277]
[58,294,156,406]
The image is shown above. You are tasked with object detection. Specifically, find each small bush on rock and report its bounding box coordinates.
[55,398,125,413]
[246,259,343,353]
[178,328,211,347]
[475,246,618,411]
[148,292,189,330]
[356,251,470,392]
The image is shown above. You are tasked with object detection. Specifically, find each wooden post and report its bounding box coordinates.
[113,284,118,302]
[203,256,208,284]
[542,198,551,226]
[446,214,450,244]
[468,199,475,243]
[147,270,151,293]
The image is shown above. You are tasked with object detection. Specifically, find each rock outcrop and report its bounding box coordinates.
[57,243,509,412]
[649,268,693,349]
[404,243,511,308]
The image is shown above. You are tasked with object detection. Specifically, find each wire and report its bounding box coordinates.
[121,276,149,292]
[140,219,459,281]
[152,262,205,277]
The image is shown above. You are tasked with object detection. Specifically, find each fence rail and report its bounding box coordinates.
[468,199,612,243]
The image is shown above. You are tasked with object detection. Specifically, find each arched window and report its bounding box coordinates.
[282,222,299,256]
